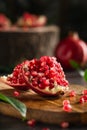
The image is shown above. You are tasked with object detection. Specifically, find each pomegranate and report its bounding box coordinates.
[1,60,30,91]
[0,14,11,30]
[22,56,69,96]
[17,12,47,27]
[55,32,87,70]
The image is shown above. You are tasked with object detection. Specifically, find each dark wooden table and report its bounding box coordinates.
[0,71,87,130]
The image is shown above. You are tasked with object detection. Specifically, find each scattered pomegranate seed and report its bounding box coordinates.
[69,90,76,97]
[82,90,87,95]
[63,104,72,112]
[63,100,70,106]
[79,97,85,104]
[60,121,69,128]
[79,95,87,103]
[27,119,36,127]
[13,91,20,97]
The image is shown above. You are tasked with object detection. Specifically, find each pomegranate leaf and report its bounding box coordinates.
[84,69,87,82]
[69,60,80,69]
[70,60,87,81]
[0,93,27,118]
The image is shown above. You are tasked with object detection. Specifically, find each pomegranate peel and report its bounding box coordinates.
[0,75,29,91]
[55,32,87,70]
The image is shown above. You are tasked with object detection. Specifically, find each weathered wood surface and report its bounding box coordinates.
[0,79,87,125]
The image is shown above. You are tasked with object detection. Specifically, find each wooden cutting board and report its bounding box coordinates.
[0,79,87,125]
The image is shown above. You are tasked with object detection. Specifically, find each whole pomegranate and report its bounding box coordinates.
[0,14,11,30]
[55,32,87,70]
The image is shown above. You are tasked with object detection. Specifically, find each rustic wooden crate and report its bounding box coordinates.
[0,26,59,67]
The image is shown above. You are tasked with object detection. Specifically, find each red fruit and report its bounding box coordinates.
[82,90,87,95]
[27,119,36,127]
[63,104,72,112]
[22,56,69,96]
[80,95,87,103]
[79,97,85,104]
[60,121,69,128]
[33,15,47,27]
[0,14,11,29]
[69,90,76,97]
[23,12,37,26]
[18,12,47,27]
[55,32,87,70]
[63,100,70,106]
[1,60,30,91]
[13,91,20,97]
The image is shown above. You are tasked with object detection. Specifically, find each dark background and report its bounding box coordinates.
[0,0,87,41]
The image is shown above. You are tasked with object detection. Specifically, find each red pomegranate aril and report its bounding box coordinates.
[18,78,24,84]
[13,91,20,97]
[31,71,37,76]
[1,60,30,91]
[63,100,70,106]
[27,119,36,127]
[60,121,69,128]
[32,81,37,86]
[82,90,87,95]
[40,78,50,86]
[63,104,72,112]
[25,71,30,76]
[38,84,45,89]
[22,56,69,96]
[69,90,76,97]
[83,95,87,101]
[80,97,85,104]
[80,95,87,103]
[12,78,17,84]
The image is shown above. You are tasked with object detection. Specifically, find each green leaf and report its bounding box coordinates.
[84,69,87,82]
[69,60,80,69]
[0,93,27,118]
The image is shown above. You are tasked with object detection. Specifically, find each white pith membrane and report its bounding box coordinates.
[1,74,26,86]
[24,74,69,95]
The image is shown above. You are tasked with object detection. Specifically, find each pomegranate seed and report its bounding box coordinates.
[13,91,20,97]
[63,100,70,106]
[69,90,76,97]
[82,90,87,95]
[63,104,72,112]
[12,79,17,84]
[80,95,87,103]
[60,121,69,128]
[31,71,37,76]
[80,97,85,104]
[23,56,69,96]
[27,119,36,127]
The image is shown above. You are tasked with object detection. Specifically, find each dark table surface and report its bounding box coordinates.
[0,71,87,130]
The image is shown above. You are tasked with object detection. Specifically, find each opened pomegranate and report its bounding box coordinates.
[1,60,30,91]
[17,12,47,27]
[22,56,69,96]
[55,32,87,70]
